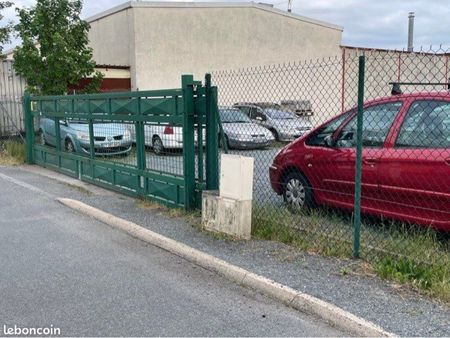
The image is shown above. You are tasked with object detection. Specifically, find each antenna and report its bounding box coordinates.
[288,0,292,12]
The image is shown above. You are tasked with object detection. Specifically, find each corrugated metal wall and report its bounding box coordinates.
[0,60,25,137]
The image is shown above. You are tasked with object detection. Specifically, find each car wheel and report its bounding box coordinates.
[152,136,164,155]
[65,139,75,153]
[39,130,46,145]
[282,171,314,212]
[270,129,279,141]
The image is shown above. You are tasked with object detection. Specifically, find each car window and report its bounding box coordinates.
[219,109,252,123]
[335,102,402,148]
[253,110,267,121]
[238,106,250,116]
[396,100,450,149]
[264,109,296,120]
[305,110,353,146]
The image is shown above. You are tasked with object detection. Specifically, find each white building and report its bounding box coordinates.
[86,1,344,90]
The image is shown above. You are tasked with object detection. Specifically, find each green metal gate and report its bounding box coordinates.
[24,74,219,210]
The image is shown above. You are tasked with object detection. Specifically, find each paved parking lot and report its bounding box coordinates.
[115,145,284,206]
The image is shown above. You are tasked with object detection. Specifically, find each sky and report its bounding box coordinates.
[3,0,450,52]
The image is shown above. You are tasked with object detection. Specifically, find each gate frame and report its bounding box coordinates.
[24,74,219,210]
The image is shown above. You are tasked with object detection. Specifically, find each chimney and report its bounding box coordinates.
[407,12,415,52]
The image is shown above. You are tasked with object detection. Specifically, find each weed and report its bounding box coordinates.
[251,204,450,302]
[340,268,349,276]
[0,141,26,165]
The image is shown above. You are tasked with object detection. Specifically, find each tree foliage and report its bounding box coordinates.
[0,1,13,55]
[13,0,103,95]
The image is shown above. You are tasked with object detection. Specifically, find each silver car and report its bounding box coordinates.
[129,123,205,155]
[39,118,132,156]
[219,108,275,149]
[234,104,313,141]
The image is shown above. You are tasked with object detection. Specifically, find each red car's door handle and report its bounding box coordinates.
[363,158,377,165]
[445,158,450,166]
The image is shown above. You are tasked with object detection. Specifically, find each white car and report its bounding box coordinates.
[130,124,206,155]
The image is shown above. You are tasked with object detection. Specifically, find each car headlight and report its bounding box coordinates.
[76,131,89,141]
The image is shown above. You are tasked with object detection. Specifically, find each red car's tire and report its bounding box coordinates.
[282,171,314,212]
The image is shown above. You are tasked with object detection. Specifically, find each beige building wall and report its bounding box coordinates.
[342,47,449,110]
[88,8,134,67]
[84,2,343,90]
[115,2,343,90]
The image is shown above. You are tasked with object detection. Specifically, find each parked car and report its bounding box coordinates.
[234,103,313,141]
[219,107,275,149]
[269,92,450,231]
[130,124,206,155]
[39,118,132,156]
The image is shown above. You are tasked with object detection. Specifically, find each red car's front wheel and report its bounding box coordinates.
[282,171,314,212]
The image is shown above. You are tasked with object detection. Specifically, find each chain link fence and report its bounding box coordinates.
[0,60,26,163]
[212,48,450,290]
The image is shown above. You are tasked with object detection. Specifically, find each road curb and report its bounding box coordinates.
[57,197,394,337]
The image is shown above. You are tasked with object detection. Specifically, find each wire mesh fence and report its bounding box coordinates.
[212,48,450,272]
[0,60,26,161]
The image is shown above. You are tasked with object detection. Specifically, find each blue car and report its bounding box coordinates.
[39,118,132,156]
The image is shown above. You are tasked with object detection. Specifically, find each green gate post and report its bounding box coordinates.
[87,99,95,180]
[135,97,147,194]
[23,91,34,164]
[205,74,219,190]
[182,75,196,210]
[353,55,365,259]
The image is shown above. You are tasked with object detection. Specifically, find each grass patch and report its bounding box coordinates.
[252,204,450,302]
[0,141,26,165]
[375,256,450,299]
[252,206,353,257]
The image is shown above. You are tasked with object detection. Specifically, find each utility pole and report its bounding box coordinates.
[288,0,292,12]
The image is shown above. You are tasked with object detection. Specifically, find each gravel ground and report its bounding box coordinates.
[3,165,450,337]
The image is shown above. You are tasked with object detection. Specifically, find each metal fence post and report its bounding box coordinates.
[23,91,34,164]
[135,97,146,194]
[182,75,196,210]
[205,74,219,190]
[353,54,365,259]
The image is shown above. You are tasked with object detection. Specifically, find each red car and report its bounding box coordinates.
[269,92,450,231]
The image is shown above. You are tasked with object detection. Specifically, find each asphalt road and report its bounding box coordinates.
[0,168,343,337]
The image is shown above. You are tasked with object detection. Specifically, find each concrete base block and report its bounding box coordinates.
[202,190,252,240]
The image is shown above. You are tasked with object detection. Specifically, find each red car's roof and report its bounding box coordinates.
[364,91,450,106]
